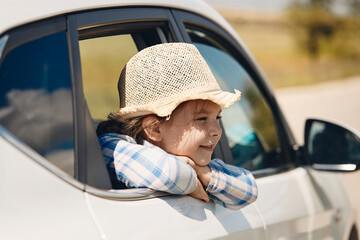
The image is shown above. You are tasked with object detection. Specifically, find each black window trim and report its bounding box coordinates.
[78,21,171,41]
[0,16,67,66]
[171,9,298,177]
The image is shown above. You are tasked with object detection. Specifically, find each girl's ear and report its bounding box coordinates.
[142,115,163,143]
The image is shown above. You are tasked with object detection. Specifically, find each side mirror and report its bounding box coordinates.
[304,119,360,172]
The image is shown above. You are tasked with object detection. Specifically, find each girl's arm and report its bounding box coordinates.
[99,133,198,195]
[200,159,258,210]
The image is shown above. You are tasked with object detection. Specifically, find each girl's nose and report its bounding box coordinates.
[210,120,222,138]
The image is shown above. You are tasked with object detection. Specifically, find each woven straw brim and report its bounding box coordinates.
[109,89,240,120]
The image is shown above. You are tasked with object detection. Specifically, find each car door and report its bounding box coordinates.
[68,7,265,240]
[171,9,319,239]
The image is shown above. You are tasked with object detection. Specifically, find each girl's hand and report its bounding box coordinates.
[177,156,212,201]
[190,178,209,202]
[195,165,212,187]
[177,156,197,170]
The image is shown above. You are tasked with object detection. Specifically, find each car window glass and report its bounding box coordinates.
[186,27,280,171]
[0,32,75,176]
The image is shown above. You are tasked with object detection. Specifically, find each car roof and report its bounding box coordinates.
[0,0,233,36]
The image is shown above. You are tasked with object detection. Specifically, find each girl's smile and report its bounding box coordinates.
[199,144,215,152]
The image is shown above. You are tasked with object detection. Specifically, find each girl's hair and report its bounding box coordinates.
[96,115,165,144]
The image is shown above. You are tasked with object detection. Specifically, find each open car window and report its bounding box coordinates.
[71,8,177,190]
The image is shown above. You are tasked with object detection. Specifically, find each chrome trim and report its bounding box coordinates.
[85,184,169,200]
[0,35,8,60]
[312,163,357,171]
[0,125,85,190]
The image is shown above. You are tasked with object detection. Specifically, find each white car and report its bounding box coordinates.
[1,0,359,239]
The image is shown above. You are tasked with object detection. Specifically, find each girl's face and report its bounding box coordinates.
[158,100,222,166]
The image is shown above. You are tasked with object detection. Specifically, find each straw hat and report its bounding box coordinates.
[109,42,240,120]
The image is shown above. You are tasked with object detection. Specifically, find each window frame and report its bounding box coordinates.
[171,9,298,177]
[0,17,67,62]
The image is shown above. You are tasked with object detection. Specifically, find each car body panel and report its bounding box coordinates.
[86,193,265,239]
[306,168,355,240]
[0,136,101,239]
[256,167,355,239]
[255,168,312,239]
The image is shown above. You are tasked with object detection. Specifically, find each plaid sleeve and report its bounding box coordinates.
[206,159,258,210]
[99,133,197,195]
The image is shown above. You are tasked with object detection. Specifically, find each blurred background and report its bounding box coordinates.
[205,0,360,135]
[207,0,360,88]
[205,0,360,226]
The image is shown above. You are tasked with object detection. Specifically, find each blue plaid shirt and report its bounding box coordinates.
[99,133,258,210]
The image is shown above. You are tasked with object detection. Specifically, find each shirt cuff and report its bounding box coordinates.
[205,164,231,193]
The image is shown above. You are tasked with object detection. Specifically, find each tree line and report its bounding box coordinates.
[288,0,360,59]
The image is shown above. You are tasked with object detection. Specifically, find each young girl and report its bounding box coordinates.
[97,43,258,210]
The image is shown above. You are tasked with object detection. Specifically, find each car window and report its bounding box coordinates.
[186,27,280,171]
[78,23,172,189]
[79,27,171,122]
[0,31,75,176]
[68,8,179,189]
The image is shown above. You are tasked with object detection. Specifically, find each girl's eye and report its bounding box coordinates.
[196,117,207,121]
[196,116,221,121]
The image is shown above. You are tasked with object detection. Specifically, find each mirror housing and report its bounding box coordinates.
[304,119,360,172]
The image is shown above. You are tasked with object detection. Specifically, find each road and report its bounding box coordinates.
[275,76,360,229]
[275,76,360,144]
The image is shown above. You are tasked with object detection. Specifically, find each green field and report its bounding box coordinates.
[220,9,360,88]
